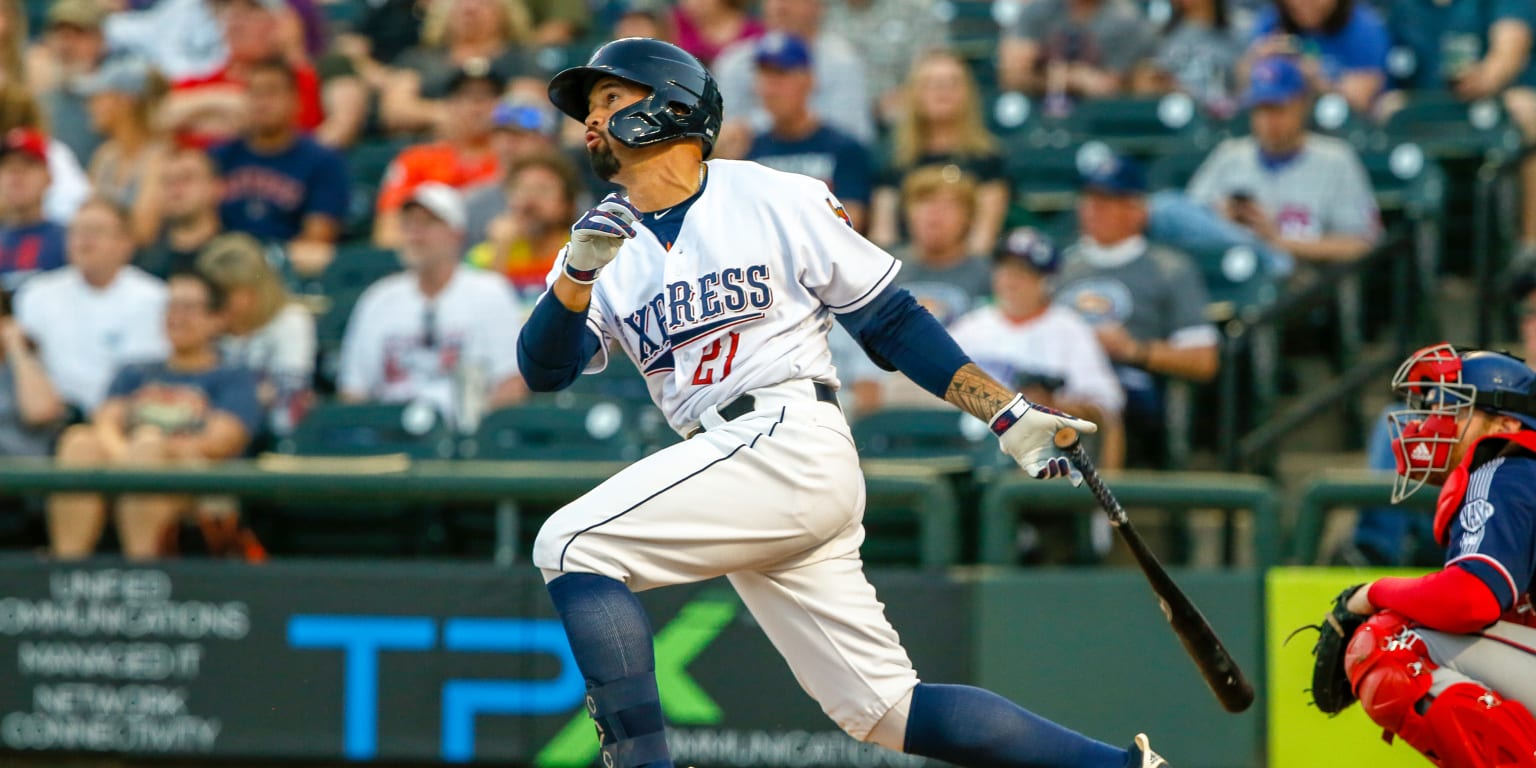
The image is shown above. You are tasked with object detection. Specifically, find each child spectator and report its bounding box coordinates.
[47,268,259,560]
[198,232,314,439]
[870,50,1007,257]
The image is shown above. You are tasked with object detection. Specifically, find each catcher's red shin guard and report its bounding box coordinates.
[1346,612,1536,767]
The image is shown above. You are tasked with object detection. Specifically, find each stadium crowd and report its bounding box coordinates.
[0,0,1532,560]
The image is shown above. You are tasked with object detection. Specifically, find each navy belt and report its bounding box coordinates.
[690,382,839,438]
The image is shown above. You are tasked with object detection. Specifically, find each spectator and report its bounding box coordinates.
[30,0,109,166]
[380,0,534,134]
[744,33,873,230]
[0,0,26,89]
[0,85,92,226]
[104,0,227,82]
[14,198,167,415]
[523,0,590,45]
[333,0,419,68]
[1383,0,1536,263]
[1244,0,1389,114]
[211,57,348,278]
[1150,56,1380,277]
[1054,154,1219,468]
[465,154,578,303]
[890,165,990,326]
[82,57,171,245]
[870,49,1007,256]
[1132,0,1244,117]
[823,0,950,124]
[463,95,562,243]
[339,183,526,426]
[374,59,502,247]
[674,0,764,67]
[0,300,67,457]
[47,268,260,560]
[197,232,313,439]
[137,147,225,279]
[996,0,1157,99]
[612,0,673,41]
[951,226,1126,467]
[714,0,874,149]
[160,0,324,145]
[0,129,68,290]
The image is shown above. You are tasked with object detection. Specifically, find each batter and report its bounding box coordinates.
[516,37,1169,768]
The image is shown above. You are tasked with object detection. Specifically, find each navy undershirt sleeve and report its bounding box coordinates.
[516,290,604,392]
[835,284,973,399]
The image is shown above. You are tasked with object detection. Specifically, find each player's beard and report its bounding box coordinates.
[589,142,622,181]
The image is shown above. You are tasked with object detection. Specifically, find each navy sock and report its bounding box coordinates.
[546,573,672,768]
[903,683,1130,768]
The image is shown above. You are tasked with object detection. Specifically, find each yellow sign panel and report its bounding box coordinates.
[1266,567,1433,768]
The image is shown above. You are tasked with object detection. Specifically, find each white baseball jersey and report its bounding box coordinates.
[556,159,901,435]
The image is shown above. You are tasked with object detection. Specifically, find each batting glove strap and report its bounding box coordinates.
[562,251,602,285]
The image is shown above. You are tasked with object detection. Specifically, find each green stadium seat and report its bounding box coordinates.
[465,397,642,462]
[281,401,458,459]
[322,242,400,295]
[1146,151,1208,193]
[1380,93,1522,160]
[851,407,990,463]
[343,139,411,238]
[1005,141,1099,219]
[1063,95,1216,155]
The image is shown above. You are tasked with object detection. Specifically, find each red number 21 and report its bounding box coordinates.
[691,332,741,385]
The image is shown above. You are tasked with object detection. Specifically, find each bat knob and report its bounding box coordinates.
[1054,428,1079,450]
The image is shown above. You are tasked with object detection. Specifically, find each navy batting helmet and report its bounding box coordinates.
[548,37,724,157]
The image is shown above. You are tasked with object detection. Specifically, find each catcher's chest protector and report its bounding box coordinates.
[1346,612,1536,767]
[1434,431,1536,545]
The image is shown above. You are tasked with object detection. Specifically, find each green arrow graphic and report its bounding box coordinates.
[534,593,739,768]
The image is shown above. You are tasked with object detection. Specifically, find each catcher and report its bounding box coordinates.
[1305,343,1536,767]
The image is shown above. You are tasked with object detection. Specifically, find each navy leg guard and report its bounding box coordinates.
[904,683,1129,768]
[548,573,672,768]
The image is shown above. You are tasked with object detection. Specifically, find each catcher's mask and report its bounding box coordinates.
[1387,343,1536,502]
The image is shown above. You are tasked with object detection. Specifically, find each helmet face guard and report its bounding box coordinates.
[1387,343,1477,503]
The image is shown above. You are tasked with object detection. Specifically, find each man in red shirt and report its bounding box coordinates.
[372,58,504,248]
[160,0,324,145]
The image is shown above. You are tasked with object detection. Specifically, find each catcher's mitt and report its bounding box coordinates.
[1290,584,1368,715]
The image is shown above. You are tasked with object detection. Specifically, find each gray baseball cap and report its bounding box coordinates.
[77,57,153,98]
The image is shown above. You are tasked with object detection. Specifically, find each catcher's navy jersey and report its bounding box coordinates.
[1446,455,1536,609]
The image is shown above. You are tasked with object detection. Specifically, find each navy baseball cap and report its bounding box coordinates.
[1244,56,1308,107]
[1079,153,1146,196]
[447,57,507,95]
[755,32,812,70]
[994,227,1060,274]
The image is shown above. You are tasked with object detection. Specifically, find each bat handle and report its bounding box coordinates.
[1053,427,1129,526]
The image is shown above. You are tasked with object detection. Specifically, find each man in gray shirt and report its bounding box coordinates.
[890,165,991,326]
[1149,56,1381,277]
[1056,155,1219,468]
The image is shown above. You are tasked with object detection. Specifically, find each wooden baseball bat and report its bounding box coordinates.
[1054,428,1256,713]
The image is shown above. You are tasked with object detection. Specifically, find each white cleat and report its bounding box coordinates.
[1134,733,1169,767]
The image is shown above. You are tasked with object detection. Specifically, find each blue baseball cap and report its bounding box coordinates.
[1244,56,1308,107]
[755,32,812,71]
[994,227,1060,274]
[492,98,555,134]
[1079,153,1146,196]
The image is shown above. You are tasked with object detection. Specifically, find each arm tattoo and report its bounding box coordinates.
[944,363,1016,422]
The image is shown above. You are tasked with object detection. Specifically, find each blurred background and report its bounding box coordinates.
[0,0,1531,765]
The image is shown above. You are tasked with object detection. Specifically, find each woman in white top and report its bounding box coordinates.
[196,233,315,440]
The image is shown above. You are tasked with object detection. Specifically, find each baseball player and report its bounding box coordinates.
[515,38,1169,768]
[1335,343,1536,766]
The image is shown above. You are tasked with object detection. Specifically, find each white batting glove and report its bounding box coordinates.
[563,193,641,284]
[990,394,1097,484]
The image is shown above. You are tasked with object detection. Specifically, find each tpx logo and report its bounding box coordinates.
[288,594,738,765]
